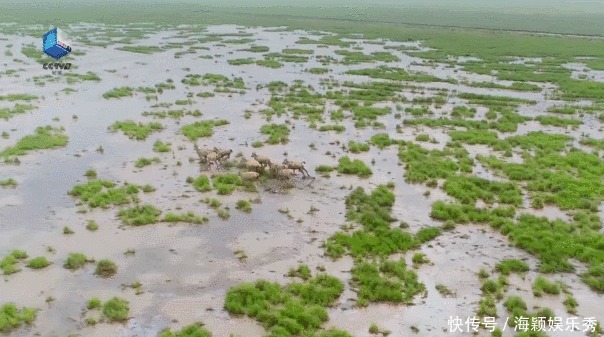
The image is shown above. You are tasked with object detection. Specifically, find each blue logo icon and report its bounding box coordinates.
[42,28,71,60]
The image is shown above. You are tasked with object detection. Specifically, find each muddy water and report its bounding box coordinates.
[0,24,603,337]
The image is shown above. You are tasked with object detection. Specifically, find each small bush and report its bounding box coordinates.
[217,208,230,220]
[102,297,129,322]
[10,250,27,259]
[412,253,429,266]
[415,134,430,142]
[336,157,372,177]
[27,257,50,269]
[236,200,252,213]
[153,140,171,152]
[370,133,394,149]
[563,295,578,314]
[190,176,212,192]
[369,323,379,334]
[532,276,560,296]
[118,204,162,226]
[477,295,497,317]
[64,253,90,270]
[135,157,160,168]
[181,120,229,141]
[288,264,312,280]
[315,165,334,173]
[495,259,529,275]
[0,303,37,333]
[212,174,242,195]
[159,323,212,337]
[95,259,118,278]
[86,220,99,231]
[348,141,370,153]
[0,255,20,275]
[87,297,102,310]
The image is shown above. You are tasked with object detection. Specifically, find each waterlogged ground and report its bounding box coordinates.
[0,24,603,337]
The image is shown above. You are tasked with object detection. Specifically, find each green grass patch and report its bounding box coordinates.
[335,50,399,65]
[318,125,345,133]
[336,157,372,177]
[162,212,208,224]
[143,109,202,119]
[451,106,477,118]
[535,115,582,127]
[347,66,455,84]
[188,175,212,192]
[153,140,171,152]
[102,86,134,99]
[223,38,254,44]
[86,220,99,231]
[398,142,473,183]
[0,94,37,101]
[297,35,351,48]
[260,123,290,144]
[236,200,252,213]
[159,323,212,337]
[64,253,91,270]
[212,174,243,195]
[26,256,50,269]
[228,57,256,65]
[243,45,270,53]
[0,251,28,275]
[465,81,541,92]
[87,298,102,310]
[68,180,148,208]
[109,120,163,140]
[118,204,162,226]
[442,175,523,206]
[0,126,68,159]
[348,141,370,153]
[181,119,229,141]
[256,59,283,68]
[225,272,345,337]
[0,303,37,333]
[95,259,118,278]
[458,93,536,108]
[282,48,314,55]
[117,45,161,54]
[134,156,160,168]
[102,297,129,322]
[325,186,441,259]
[0,178,17,187]
[370,133,396,149]
[532,276,560,296]
[495,259,529,275]
[308,67,328,74]
[351,260,424,307]
[0,104,35,120]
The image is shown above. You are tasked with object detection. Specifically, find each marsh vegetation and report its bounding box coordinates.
[1,5,604,337]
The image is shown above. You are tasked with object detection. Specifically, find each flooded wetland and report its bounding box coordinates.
[0,8,603,337]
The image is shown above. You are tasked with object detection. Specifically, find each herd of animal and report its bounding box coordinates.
[194,144,311,181]
[194,144,233,166]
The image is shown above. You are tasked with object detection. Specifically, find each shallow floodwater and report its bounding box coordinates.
[0,24,602,337]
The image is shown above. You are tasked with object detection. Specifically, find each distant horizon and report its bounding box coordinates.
[1,0,603,36]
